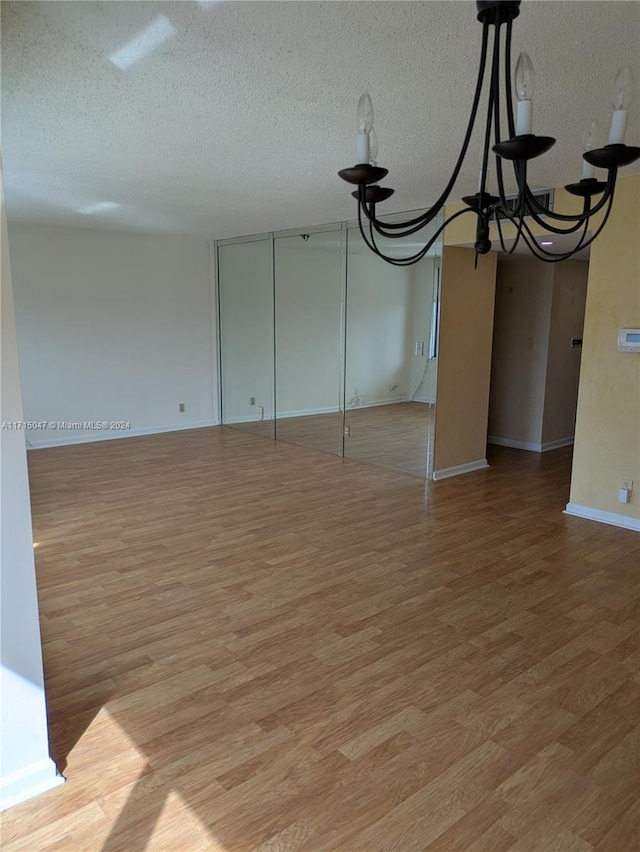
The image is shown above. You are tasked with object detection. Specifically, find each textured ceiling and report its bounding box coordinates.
[2,1,639,239]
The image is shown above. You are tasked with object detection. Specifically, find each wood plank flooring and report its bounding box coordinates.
[229,401,434,477]
[2,426,640,851]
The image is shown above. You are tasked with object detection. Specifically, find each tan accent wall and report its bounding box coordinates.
[488,257,588,449]
[488,256,554,446]
[433,246,497,474]
[570,174,640,519]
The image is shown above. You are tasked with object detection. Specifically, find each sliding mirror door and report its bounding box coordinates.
[218,238,274,438]
[274,229,344,455]
[344,223,441,478]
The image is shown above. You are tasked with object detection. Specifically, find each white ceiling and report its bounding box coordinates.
[2,1,639,240]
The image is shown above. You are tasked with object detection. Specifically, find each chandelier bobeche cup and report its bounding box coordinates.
[338,0,640,266]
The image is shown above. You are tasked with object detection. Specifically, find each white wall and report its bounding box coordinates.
[1,183,62,810]
[8,223,215,447]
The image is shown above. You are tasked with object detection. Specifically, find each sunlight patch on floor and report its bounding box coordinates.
[144,790,224,851]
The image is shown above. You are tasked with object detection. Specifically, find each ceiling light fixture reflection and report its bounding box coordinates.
[540,240,553,246]
[109,15,177,70]
[79,201,120,215]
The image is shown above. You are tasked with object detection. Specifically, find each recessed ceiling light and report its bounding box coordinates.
[109,16,177,71]
[79,201,119,215]
[541,241,554,246]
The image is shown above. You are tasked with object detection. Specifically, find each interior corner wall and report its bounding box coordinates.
[488,256,554,450]
[568,174,640,527]
[7,222,216,448]
[433,246,497,478]
[1,183,62,810]
[541,261,588,446]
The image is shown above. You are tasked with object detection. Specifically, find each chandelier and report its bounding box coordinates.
[338,0,639,266]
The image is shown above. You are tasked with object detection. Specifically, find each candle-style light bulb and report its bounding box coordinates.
[369,128,379,166]
[515,52,535,135]
[613,65,634,110]
[582,119,601,179]
[356,92,374,163]
[357,92,374,134]
[608,66,634,144]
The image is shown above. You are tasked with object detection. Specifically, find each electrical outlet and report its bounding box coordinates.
[390,382,398,391]
[257,405,264,421]
[179,403,185,413]
[622,480,633,492]
[250,396,256,406]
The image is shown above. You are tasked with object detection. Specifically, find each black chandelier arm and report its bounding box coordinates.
[520,186,603,234]
[512,162,596,235]
[504,19,516,139]
[357,201,432,265]
[492,143,615,234]
[506,186,616,263]
[357,186,440,241]
[357,20,492,235]
[523,174,615,223]
[514,157,616,230]
[493,180,528,255]
[531,183,616,254]
[519,217,590,261]
[357,203,483,267]
[478,22,501,200]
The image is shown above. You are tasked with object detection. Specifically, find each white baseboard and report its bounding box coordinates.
[432,459,489,481]
[487,436,574,453]
[277,405,339,419]
[223,400,414,426]
[26,420,219,450]
[488,436,541,451]
[542,437,574,452]
[410,396,435,405]
[1,758,64,812]
[350,397,407,409]
[564,503,640,532]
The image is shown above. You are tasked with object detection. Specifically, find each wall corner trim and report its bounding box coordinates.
[1,758,64,812]
[432,459,489,481]
[564,502,640,533]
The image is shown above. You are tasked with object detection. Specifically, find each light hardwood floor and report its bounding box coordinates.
[230,401,435,477]
[3,427,640,851]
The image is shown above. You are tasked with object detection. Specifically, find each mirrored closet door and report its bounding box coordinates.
[274,228,344,455]
[344,224,441,478]
[218,237,274,438]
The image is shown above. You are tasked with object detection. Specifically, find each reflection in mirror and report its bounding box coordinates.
[345,225,441,478]
[218,239,274,438]
[274,230,343,455]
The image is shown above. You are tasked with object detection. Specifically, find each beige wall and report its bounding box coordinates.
[570,174,640,522]
[433,246,497,475]
[488,257,588,450]
[543,261,589,445]
[488,256,554,447]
